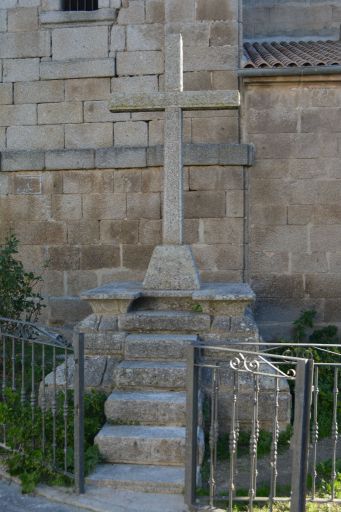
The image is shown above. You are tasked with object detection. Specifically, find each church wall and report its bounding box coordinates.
[243,75,341,339]
[0,0,243,326]
[243,0,341,40]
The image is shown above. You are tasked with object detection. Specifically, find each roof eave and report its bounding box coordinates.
[238,65,341,78]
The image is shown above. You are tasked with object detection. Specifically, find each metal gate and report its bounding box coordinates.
[185,342,341,511]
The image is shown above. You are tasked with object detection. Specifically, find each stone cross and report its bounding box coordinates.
[110,33,240,290]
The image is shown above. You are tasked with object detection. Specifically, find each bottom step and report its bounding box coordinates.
[86,464,185,494]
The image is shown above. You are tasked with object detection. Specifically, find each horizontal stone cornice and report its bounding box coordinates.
[0,144,254,172]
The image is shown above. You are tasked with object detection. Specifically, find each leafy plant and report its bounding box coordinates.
[0,388,106,493]
[0,234,45,321]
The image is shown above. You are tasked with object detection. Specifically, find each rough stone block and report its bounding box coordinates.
[0,104,36,127]
[210,21,238,46]
[311,225,341,252]
[202,218,243,244]
[8,7,38,32]
[197,0,236,20]
[38,102,82,125]
[112,75,158,93]
[68,221,100,244]
[84,101,129,123]
[122,244,154,270]
[65,78,111,101]
[63,172,97,195]
[252,205,287,226]
[184,45,237,71]
[46,149,95,170]
[114,169,141,193]
[0,10,7,32]
[0,31,50,58]
[212,70,238,89]
[110,25,126,52]
[80,245,120,270]
[251,225,308,252]
[192,244,242,270]
[48,297,91,326]
[0,84,13,105]
[291,252,328,273]
[46,246,80,271]
[14,80,64,104]
[114,121,148,147]
[96,147,147,169]
[40,59,115,80]
[127,192,160,219]
[119,310,211,333]
[118,0,145,24]
[305,274,341,299]
[3,58,39,82]
[100,219,139,244]
[12,175,42,195]
[52,26,109,60]
[52,194,82,221]
[139,219,162,245]
[0,194,51,221]
[127,24,163,51]
[146,0,165,23]
[184,191,225,218]
[226,190,244,217]
[82,193,126,220]
[1,150,45,171]
[251,274,305,299]
[117,51,164,76]
[65,123,113,149]
[13,221,66,245]
[142,168,162,193]
[192,116,239,144]
[7,125,64,150]
[165,0,195,21]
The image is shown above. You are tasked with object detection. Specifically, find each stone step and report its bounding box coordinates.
[105,391,186,426]
[118,311,211,333]
[86,463,185,494]
[125,334,197,361]
[95,424,187,466]
[115,361,187,390]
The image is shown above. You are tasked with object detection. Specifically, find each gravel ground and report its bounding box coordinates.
[0,479,82,512]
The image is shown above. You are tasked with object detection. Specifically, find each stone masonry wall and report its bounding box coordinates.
[0,0,244,326]
[243,76,341,339]
[243,0,341,40]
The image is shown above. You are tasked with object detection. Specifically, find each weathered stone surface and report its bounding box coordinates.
[115,361,187,390]
[45,149,95,170]
[1,150,44,171]
[7,125,64,150]
[87,464,184,494]
[105,391,186,426]
[52,27,109,60]
[95,424,187,465]
[96,147,147,169]
[119,310,211,333]
[143,245,200,290]
[124,334,197,361]
[40,59,115,80]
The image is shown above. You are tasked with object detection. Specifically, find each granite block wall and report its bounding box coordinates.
[243,75,341,338]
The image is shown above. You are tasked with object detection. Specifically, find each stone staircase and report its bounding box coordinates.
[78,282,257,494]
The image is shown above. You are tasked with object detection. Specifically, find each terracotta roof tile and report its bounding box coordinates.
[243,40,341,68]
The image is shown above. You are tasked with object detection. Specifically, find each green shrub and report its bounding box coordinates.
[0,234,45,321]
[0,388,106,493]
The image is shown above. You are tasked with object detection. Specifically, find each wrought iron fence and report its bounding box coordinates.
[185,342,341,512]
[0,317,85,494]
[63,0,98,11]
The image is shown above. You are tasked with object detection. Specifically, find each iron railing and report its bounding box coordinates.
[0,317,85,494]
[185,342,341,512]
[63,0,98,11]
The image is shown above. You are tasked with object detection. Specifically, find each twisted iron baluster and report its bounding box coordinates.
[41,344,46,456]
[30,342,36,423]
[21,339,25,404]
[209,367,219,508]
[228,370,239,512]
[52,346,57,467]
[249,372,260,511]
[269,376,280,511]
[311,366,319,499]
[64,348,69,472]
[331,368,339,500]
[11,338,16,391]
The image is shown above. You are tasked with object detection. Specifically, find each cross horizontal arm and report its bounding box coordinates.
[109,90,240,113]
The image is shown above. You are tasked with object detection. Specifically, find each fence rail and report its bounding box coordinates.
[185,342,341,512]
[0,317,84,494]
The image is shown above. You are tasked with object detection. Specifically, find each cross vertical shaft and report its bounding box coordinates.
[163,35,184,245]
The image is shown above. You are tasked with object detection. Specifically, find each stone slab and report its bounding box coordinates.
[115,360,187,390]
[86,464,185,494]
[95,424,186,465]
[36,485,189,512]
[193,283,255,302]
[143,245,200,290]
[124,333,197,361]
[118,311,211,333]
[95,147,147,169]
[40,9,117,25]
[110,90,239,112]
[105,390,186,426]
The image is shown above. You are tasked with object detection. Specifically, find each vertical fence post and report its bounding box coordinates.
[74,333,85,494]
[185,344,199,509]
[290,358,314,512]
